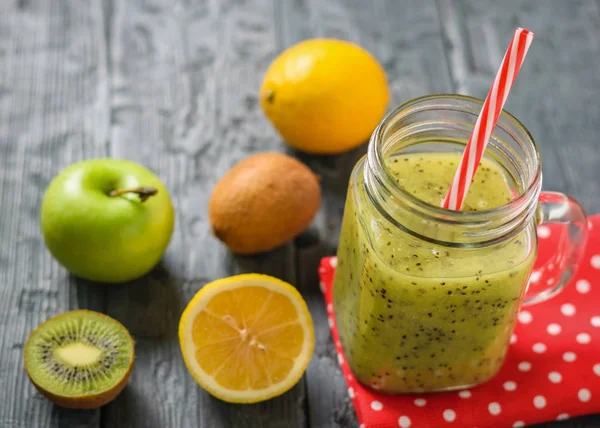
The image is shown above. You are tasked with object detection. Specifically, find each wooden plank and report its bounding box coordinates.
[0,1,108,427]
[101,0,306,426]
[436,0,600,213]
[283,0,455,426]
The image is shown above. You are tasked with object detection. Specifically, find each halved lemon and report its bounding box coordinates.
[178,274,315,403]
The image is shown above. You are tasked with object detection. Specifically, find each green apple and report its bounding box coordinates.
[41,159,175,283]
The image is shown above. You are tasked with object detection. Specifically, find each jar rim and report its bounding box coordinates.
[367,93,542,226]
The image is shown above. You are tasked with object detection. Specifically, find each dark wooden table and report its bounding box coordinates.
[1,1,599,427]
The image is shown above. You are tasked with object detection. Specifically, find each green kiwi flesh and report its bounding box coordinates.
[23,309,134,409]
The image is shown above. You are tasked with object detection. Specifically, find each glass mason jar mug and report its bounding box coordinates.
[333,95,588,394]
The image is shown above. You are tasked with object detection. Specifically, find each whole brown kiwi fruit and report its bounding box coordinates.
[23,309,135,409]
[209,152,321,254]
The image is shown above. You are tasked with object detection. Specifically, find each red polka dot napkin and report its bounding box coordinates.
[319,215,600,428]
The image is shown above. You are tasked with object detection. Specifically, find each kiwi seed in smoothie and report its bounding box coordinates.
[333,152,535,393]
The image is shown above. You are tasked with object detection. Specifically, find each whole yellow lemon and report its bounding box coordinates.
[260,39,390,154]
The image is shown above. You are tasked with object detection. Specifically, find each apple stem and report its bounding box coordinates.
[109,186,158,202]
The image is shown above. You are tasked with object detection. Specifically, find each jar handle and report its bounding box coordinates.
[522,191,588,306]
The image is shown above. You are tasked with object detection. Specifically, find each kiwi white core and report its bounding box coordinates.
[56,343,103,365]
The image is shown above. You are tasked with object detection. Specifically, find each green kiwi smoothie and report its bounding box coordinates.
[333,152,535,393]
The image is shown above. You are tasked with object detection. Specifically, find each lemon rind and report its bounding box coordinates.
[178,274,315,403]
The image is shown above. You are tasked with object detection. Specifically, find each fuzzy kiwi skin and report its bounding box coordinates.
[23,310,135,409]
[209,152,321,254]
[25,368,133,409]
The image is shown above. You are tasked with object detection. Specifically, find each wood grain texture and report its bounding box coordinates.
[101,0,305,427]
[436,0,600,213]
[287,1,456,427]
[0,1,108,427]
[0,0,599,427]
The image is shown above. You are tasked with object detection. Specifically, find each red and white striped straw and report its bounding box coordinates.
[442,28,535,211]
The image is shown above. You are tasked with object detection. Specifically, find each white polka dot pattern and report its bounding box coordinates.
[578,389,591,402]
[533,395,547,409]
[576,279,591,294]
[561,303,576,316]
[548,372,562,383]
[576,333,591,344]
[518,311,533,324]
[317,216,600,428]
[398,416,411,427]
[442,409,456,422]
[488,402,501,415]
[518,361,532,372]
[371,401,383,411]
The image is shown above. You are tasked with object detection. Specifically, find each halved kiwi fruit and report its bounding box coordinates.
[23,309,135,409]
